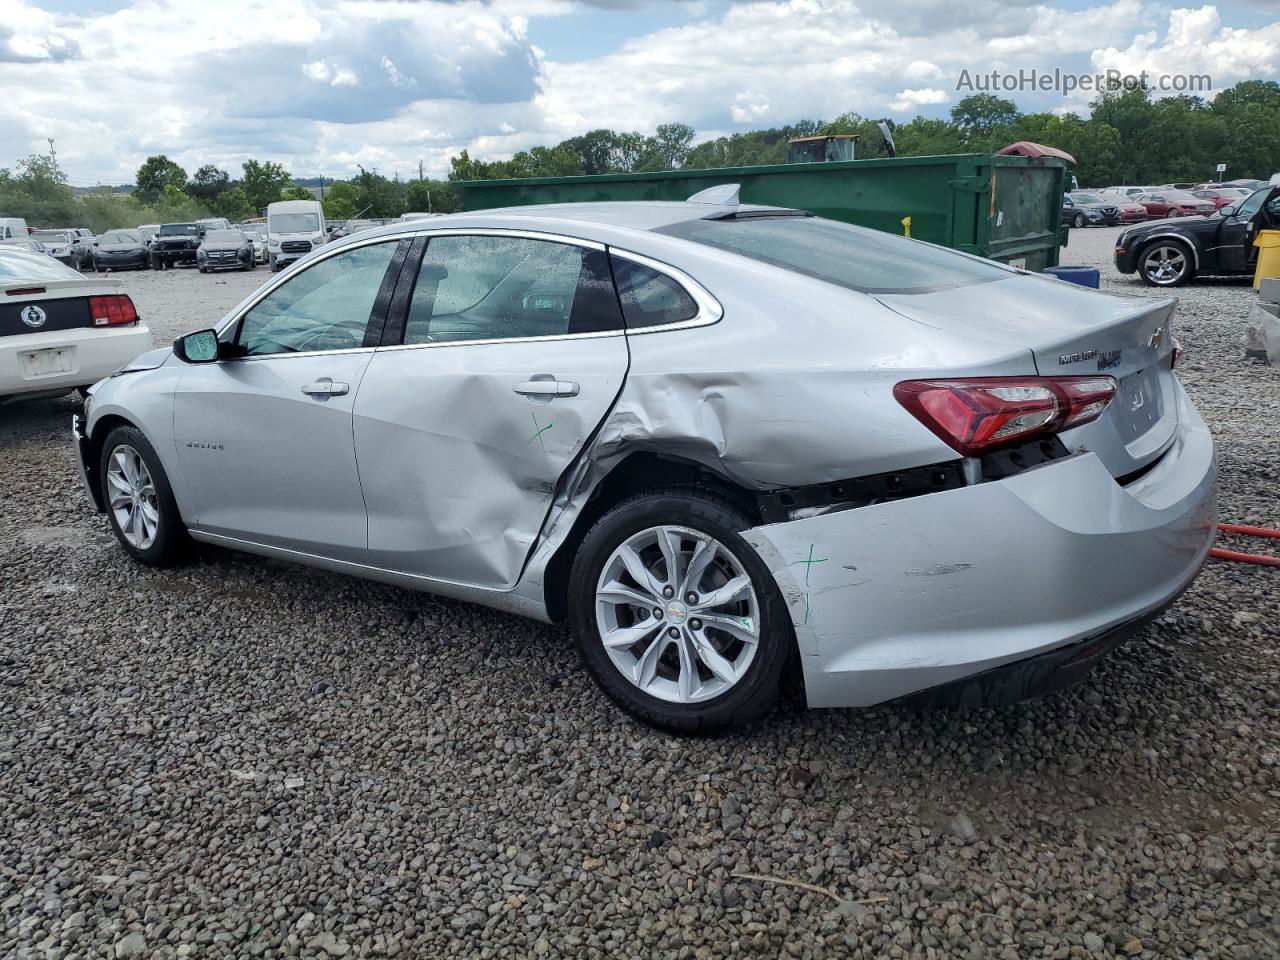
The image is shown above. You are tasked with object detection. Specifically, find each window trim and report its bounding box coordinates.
[215,234,409,362]
[216,226,724,358]
[606,248,722,335]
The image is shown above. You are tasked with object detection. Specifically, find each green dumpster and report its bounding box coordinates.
[455,153,1069,271]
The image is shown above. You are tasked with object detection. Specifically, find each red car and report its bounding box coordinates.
[1115,200,1150,223]
[1192,188,1250,210]
[1134,190,1217,218]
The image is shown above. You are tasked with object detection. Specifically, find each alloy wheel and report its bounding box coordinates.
[106,444,160,550]
[1142,244,1187,285]
[594,525,760,704]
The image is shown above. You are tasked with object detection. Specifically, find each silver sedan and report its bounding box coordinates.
[73,197,1216,731]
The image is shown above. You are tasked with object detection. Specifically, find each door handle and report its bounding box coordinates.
[513,379,579,398]
[301,379,349,397]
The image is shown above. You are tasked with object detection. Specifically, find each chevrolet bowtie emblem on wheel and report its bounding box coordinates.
[20,305,47,328]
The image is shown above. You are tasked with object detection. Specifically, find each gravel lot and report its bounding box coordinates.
[2,234,1277,959]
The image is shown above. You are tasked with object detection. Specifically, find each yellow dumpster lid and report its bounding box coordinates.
[1254,229,1280,247]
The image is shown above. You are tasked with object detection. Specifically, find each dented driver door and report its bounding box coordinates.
[352,232,629,590]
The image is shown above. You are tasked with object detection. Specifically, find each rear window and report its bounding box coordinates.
[610,255,698,327]
[658,216,1011,294]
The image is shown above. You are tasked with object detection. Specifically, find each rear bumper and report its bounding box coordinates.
[0,325,153,397]
[743,382,1216,709]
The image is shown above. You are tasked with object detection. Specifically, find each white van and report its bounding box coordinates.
[0,218,30,240]
[266,200,326,272]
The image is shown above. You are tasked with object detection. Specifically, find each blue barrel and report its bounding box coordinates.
[1043,265,1100,288]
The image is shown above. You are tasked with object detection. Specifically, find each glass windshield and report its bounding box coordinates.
[1071,193,1104,203]
[31,231,72,242]
[658,215,1011,294]
[160,224,200,236]
[205,230,242,242]
[270,213,320,234]
[0,248,81,280]
[101,230,142,244]
[1234,189,1270,219]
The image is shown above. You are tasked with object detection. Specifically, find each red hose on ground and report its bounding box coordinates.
[1211,524,1280,567]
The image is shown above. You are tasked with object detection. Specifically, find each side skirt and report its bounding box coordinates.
[187,530,553,623]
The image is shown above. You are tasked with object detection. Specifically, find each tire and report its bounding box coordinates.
[1166,208,1180,218]
[99,425,188,567]
[150,254,162,270]
[269,254,280,273]
[568,487,792,733]
[92,260,101,273]
[1072,212,1087,228]
[198,264,207,273]
[1138,240,1194,287]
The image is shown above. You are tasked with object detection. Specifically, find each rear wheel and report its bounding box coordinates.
[99,425,187,566]
[1138,241,1194,287]
[568,488,792,733]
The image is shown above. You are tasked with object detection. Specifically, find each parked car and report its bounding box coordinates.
[1115,185,1280,286]
[150,223,202,270]
[1063,192,1120,227]
[92,229,151,272]
[137,224,160,248]
[29,230,79,267]
[196,229,256,272]
[1101,186,1157,198]
[75,200,1216,731]
[0,237,50,257]
[239,224,268,264]
[1131,191,1216,218]
[0,217,29,240]
[195,217,232,234]
[0,246,151,402]
[1191,187,1249,209]
[1224,179,1266,190]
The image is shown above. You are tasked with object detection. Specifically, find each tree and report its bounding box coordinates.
[240,159,293,212]
[322,181,360,219]
[405,179,461,214]
[135,155,188,205]
[209,186,254,221]
[635,123,695,171]
[949,95,1020,142]
[187,164,230,203]
[280,186,314,201]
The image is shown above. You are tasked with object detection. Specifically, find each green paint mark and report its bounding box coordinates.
[527,411,553,451]
[789,543,828,586]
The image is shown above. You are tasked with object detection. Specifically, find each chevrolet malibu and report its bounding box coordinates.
[73,199,1217,732]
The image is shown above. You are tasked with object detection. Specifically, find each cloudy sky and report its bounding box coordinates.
[2,0,1278,185]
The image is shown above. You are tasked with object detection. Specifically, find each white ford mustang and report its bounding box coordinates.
[1,248,151,403]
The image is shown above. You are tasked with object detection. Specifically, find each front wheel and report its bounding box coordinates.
[1138,241,1194,287]
[99,425,188,566]
[568,488,792,733]
[1072,212,1087,228]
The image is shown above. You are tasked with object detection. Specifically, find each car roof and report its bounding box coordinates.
[345,200,799,246]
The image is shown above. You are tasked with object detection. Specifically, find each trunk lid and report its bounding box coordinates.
[875,274,1179,478]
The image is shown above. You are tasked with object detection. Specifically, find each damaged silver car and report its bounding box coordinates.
[73,196,1217,732]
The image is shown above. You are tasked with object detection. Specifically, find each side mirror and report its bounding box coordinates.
[174,329,221,364]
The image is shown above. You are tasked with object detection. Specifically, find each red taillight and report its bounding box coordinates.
[88,294,139,327]
[893,376,1116,456]
[1170,338,1183,369]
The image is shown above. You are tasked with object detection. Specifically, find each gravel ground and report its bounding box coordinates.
[2,236,1277,959]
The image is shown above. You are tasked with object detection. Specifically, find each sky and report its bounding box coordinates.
[1,0,1278,186]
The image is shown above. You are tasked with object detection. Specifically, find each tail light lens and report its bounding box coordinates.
[894,376,1116,456]
[88,294,139,327]
[1170,338,1183,369]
